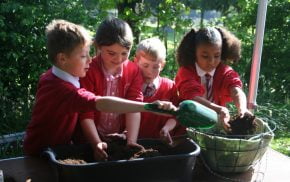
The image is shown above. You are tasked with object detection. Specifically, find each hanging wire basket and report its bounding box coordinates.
[187,117,274,173]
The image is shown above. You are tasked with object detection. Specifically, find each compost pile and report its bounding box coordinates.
[227,114,257,137]
[57,139,161,165]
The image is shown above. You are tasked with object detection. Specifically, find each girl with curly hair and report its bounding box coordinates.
[175,27,252,130]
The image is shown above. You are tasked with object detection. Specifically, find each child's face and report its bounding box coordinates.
[136,52,164,84]
[98,43,130,71]
[60,45,91,77]
[196,43,222,73]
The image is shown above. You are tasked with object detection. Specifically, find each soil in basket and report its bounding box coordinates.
[58,139,162,165]
[228,114,257,137]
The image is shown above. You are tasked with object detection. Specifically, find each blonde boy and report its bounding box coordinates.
[134,37,186,144]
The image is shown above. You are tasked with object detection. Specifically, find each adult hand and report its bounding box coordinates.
[92,142,108,161]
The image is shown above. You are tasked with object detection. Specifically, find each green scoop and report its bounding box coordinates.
[144,100,218,129]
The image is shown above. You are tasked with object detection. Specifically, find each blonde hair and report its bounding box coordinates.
[45,19,92,63]
[136,37,166,62]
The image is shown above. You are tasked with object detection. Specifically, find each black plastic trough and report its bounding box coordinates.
[44,138,200,182]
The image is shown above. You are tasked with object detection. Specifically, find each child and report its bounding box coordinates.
[175,27,252,130]
[77,17,144,161]
[134,37,186,145]
[23,19,176,156]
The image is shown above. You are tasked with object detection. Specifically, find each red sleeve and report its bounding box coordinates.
[78,57,101,121]
[212,64,243,106]
[224,70,243,90]
[218,65,243,97]
[175,66,205,101]
[73,89,99,112]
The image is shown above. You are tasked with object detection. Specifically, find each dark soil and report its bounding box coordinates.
[129,148,160,160]
[107,139,161,161]
[228,114,257,136]
[58,139,162,164]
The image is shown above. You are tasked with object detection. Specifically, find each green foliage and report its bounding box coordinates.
[271,137,290,156]
[0,140,23,159]
[223,0,290,102]
[255,103,290,136]
[0,0,98,134]
[0,0,289,158]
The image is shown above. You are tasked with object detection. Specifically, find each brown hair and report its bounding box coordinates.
[94,17,133,50]
[45,19,91,64]
[176,27,241,67]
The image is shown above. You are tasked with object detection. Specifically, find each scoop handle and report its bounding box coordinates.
[144,103,177,115]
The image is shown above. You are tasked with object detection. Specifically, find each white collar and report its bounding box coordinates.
[52,66,80,88]
[195,63,215,77]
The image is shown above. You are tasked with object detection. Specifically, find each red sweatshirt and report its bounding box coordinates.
[138,77,186,139]
[175,63,242,106]
[23,69,97,155]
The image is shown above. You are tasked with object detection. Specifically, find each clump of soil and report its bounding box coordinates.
[107,139,161,161]
[228,114,257,136]
[129,148,160,160]
[58,159,87,165]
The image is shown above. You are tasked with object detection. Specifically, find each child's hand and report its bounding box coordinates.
[238,108,253,118]
[127,140,145,151]
[160,127,173,146]
[218,106,231,131]
[152,100,177,111]
[92,142,108,161]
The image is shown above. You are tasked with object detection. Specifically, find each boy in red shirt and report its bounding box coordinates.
[134,37,186,145]
[175,27,252,130]
[23,19,176,156]
[78,17,145,161]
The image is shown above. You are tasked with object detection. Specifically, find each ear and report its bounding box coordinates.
[56,52,68,67]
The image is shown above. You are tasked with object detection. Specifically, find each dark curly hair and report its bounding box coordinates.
[176,27,241,67]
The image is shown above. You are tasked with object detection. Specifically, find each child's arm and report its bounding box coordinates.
[193,96,231,129]
[125,112,144,149]
[230,87,253,117]
[80,119,108,161]
[160,118,177,145]
[95,96,177,113]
